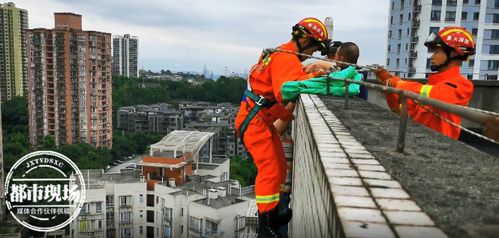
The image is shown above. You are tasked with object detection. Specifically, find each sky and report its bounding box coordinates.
[13,0,390,74]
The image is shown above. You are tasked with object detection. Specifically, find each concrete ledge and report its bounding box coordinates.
[319,95,499,238]
[290,94,448,238]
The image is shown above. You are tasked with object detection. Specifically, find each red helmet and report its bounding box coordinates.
[424,26,475,56]
[292,17,329,48]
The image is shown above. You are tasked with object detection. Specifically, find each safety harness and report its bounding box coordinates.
[237,51,294,141]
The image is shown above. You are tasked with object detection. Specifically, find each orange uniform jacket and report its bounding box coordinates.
[385,66,474,139]
[235,41,318,213]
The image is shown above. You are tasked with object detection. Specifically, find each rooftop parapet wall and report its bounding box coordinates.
[291,93,498,238]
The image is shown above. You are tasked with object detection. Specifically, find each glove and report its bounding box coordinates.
[375,68,401,87]
[375,68,393,84]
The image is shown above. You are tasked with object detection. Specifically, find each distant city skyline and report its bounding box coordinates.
[13,0,390,74]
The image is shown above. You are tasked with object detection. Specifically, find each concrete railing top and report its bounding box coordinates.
[291,94,498,238]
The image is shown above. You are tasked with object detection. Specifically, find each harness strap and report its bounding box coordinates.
[238,89,274,141]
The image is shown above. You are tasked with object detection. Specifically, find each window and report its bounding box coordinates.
[120,212,132,223]
[430,27,440,35]
[390,16,393,24]
[492,30,499,39]
[488,60,499,70]
[407,28,410,36]
[488,75,498,80]
[396,58,400,67]
[388,44,391,52]
[406,43,408,50]
[475,0,480,4]
[491,45,499,54]
[493,14,499,23]
[387,58,390,66]
[445,11,456,21]
[139,194,144,203]
[433,0,442,5]
[495,0,499,8]
[398,29,402,38]
[462,12,468,20]
[464,0,469,3]
[140,226,144,234]
[448,0,457,5]
[399,14,403,24]
[401,0,405,9]
[205,220,219,236]
[397,43,401,53]
[431,10,441,21]
[469,59,475,67]
[408,13,411,21]
[391,1,394,9]
[473,12,479,20]
[121,196,132,207]
[120,228,132,238]
[388,30,392,38]
[426,59,431,68]
[80,220,88,231]
[405,58,408,65]
[189,216,201,233]
[472,28,478,35]
[96,202,102,213]
[98,220,102,230]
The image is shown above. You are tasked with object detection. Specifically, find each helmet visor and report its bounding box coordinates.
[424,32,443,50]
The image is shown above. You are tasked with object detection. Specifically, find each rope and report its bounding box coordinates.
[263,48,499,144]
[415,101,499,144]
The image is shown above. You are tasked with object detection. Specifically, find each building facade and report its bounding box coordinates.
[112,34,138,78]
[116,103,183,134]
[27,13,113,148]
[62,131,255,238]
[386,0,499,80]
[0,2,28,102]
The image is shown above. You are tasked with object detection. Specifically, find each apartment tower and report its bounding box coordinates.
[387,0,499,80]
[112,34,138,78]
[27,13,112,148]
[0,2,28,102]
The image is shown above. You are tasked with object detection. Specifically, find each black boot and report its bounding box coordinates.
[258,207,292,238]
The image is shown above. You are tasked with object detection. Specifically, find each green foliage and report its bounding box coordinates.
[230,155,257,186]
[112,75,246,111]
[110,131,163,160]
[2,96,30,172]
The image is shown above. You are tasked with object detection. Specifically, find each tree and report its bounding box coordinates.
[230,155,257,186]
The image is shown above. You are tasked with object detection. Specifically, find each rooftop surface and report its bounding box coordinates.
[321,96,499,238]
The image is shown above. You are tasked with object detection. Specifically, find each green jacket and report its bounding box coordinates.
[281,66,363,102]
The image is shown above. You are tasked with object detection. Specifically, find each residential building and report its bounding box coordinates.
[27,13,112,148]
[0,2,28,102]
[62,131,255,238]
[116,103,183,134]
[112,34,138,78]
[386,0,499,80]
[0,97,3,221]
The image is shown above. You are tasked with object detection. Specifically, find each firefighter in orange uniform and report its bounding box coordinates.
[376,26,475,139]
[235,18,328,237]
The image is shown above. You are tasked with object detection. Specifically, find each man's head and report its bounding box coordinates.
[424,26,475,72]
[291,17,329,61]
[333,42,360,68]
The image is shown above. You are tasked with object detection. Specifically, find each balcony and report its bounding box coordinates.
[290,94,499,237]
